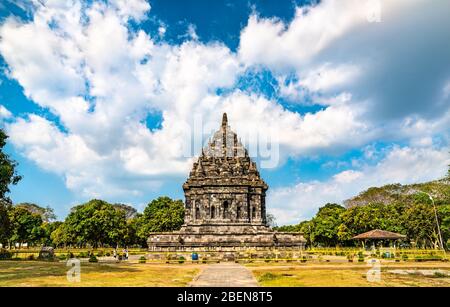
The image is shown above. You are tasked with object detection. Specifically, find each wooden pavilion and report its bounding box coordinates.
[353,229,406,249]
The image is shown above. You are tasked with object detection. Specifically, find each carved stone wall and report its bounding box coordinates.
[148,113,306,251]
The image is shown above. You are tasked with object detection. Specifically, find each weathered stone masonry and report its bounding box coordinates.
[147,113,306,251]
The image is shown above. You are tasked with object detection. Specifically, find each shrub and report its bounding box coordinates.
[402,254,408,261]
[178,256,185,264]
[89,255,98,263]
[27,254,35,260]
[358,254,365,262]
[78,252,88,258]
[105,252,111,257]
[0,249,12,260]
[96,250,104,257]
[433,272,447,278]
[258,272,279,282]
[139,256,146,263]
[58,254,67,261]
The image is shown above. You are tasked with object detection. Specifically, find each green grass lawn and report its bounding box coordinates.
[248,262,450,287]
[0,261,199,287]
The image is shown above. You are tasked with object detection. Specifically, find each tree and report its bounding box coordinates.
[0,200,12,247]
[64,199,127,247]
[0,129,21,203]
[113,203,138,220]
[310,203,345,247]
[15,203,56,222]
[139,197,184,234]
[437,204,450,249]
[50,223,70,248]
[123,213,147,247]
[40,221,62,246]
[0,130,21,247]
[337,202,405,245]
[9,206,44,247]
[266,213,277,228]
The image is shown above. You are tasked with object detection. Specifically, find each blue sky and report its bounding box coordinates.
[0,0,449,224]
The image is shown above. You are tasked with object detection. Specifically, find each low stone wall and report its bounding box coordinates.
[146,249,309,262]
[147,231,306,252]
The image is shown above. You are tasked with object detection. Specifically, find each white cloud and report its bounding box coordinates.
[239,0,419,70]
[0,0,449,212]
[239,0,450,122]
[0,0,244,197]
[268,145,450,225]
[0,105,12,119]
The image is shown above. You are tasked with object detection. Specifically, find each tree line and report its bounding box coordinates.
[274,193,450,249]
[0,128,185,248]
[0,198,184,249]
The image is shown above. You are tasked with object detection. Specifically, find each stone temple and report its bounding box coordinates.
[147,113,306,251]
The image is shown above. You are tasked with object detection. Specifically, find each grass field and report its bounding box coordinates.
[0,261,199,287]
[1,259,449,287]
[247,262,450,287]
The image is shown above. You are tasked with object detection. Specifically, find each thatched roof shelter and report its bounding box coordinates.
[353,229,406,240]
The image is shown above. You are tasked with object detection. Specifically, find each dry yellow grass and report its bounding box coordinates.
[0,261,199,287]
[248,261,450,287]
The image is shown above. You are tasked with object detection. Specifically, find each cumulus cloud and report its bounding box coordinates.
[0,105,12,119]
[239,0,450,121]
[268,145,450,225]
[0,0,448,221]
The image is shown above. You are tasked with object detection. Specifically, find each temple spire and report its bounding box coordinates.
[221,113,228,129]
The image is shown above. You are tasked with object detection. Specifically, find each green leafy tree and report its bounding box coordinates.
[64,199,127,247]
[310,203,345,247]
[123,213,147,247]
[438,204,450,249]
[338,202,405,244]
[0,200,12,247]
[9,206,44,247]
[0,129,21,203]
[40,221,62,246]
[0,129,21,247]
[139,197,184,236]
[50,223,70,248]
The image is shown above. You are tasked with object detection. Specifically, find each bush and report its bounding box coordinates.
[357,251,365,262]
[27,254,35,260]
[0,249,12,260]
[78,252,88,258]
[105,252,111,257]
[139,256,146,263]
[96,250,104,257]
[347,254,354,262]
[402,254,408,261]
[58,254,67,260]
[89,255,98,263]
[178,256,185,264]
[258,272,279,282]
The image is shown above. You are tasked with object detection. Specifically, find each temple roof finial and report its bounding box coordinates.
[221,113,228,128]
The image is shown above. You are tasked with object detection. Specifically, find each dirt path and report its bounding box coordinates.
[189,262,258,287]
